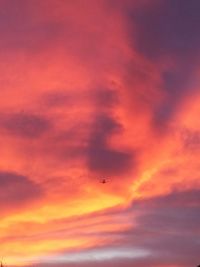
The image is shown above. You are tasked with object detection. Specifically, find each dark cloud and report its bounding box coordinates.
[91,114,121,144]
[126,0,200,129]
[0,171,42,211]
[153,69,190,128]
[84,84,135,176]
[131,0,200,61]
[134,188,200,208]
[88,147,132,175]
[1,112,51,138]
[87,114,133,176]
[152,67,196,129]
[134,190,200,236]
[124,189,200,266]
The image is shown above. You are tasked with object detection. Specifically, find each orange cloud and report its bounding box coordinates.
[0,1,200,267]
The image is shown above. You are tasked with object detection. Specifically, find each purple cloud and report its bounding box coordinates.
[0,171,42,213]
[1,112,51,138]
[87,114,133,176]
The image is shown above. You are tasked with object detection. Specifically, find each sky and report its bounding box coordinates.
[0,0,200,266]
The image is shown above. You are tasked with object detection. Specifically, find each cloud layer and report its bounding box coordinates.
[0,1,200,267]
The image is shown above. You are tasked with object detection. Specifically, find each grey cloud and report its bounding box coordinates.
[87,114,134,176]
[125,0,200,130]
[0,171,42,211]
[1,112,51,138]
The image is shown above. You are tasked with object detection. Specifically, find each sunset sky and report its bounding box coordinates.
[0,0,200,266]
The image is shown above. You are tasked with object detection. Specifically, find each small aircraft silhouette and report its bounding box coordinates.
[100,178,109,184]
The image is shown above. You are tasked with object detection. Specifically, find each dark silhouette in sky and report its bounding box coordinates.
[100,178,109,184]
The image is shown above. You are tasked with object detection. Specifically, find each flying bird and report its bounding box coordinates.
[100,178,109,184]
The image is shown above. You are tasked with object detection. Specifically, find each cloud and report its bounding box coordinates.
[30,258,178,267]
[125,0,200,130]
[87,113,134,176]
[87,147,133,176]
[0,1,200,266]
[131,0,200,61]
[91,88,119,109]
[0,171,42,212]
[25,188,200,267]
[181,128,200,151]
[0,0,62,53]
[125,189,200,266]
[1,112,51,138]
